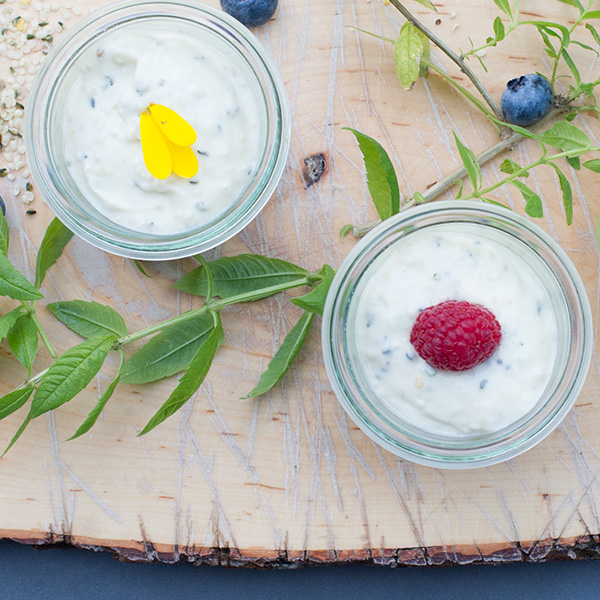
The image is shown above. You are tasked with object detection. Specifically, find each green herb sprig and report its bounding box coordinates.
[0,214,334,453]
[345,0,600,237]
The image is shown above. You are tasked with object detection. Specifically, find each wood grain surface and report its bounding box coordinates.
[1,0,600,567]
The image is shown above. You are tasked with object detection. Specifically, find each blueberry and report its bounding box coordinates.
[501,74,554,127]
[220,0,278,28]
[0,195,5,216]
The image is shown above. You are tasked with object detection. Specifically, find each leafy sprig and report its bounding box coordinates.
[0,211,332,451]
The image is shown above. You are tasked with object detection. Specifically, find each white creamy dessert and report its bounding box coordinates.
[60,22,263,235]
[352,223,558,437]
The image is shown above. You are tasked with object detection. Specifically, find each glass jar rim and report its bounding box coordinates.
[322,201,593,469]
[25,0,291,260]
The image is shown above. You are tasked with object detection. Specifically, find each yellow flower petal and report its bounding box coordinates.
[149,104,197,147]
[165,137,199,178]
[140,112,172,180]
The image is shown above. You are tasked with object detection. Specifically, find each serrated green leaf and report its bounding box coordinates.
[7,314,38,376]
[291,265,335,316]
[0,387,33,421]
[550,164,573,226]
[244,311,315,399]
[510,180,543,218]
[493,16,505,42]
[139,318,223,436]
[340,224,354,241]
[582,10,600,20]
[29,334,115,419]
[121,313,217,385]
[175,255,309,300]
[500,158,529,177]
[561,48,581,85]
[539,121,591,155]
[0,253,43,301]
[453,133,481,192]
[394,23,424,91]
[0,211,8,256]
[67,352,124,441]
[410,0,437,11]
[35,217,74,288]
[586,23,600,46]
[47,300,127,339]
[492,0,511,16]
[0,307,23,344]
[583,159,600,172]
[344,128,400,221]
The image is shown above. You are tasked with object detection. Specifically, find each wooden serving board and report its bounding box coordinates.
[1,0,600,566]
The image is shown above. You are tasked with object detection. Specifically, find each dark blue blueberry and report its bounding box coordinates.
[501,74,553,127]
[0,195,4,216]
[220,0,278,27]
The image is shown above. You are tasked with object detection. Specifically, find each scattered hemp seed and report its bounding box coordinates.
[25,209,36,215]
[25,182,33,191]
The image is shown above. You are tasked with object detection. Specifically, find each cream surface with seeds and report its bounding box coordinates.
[61,22,263,235]
[352,223,559,437]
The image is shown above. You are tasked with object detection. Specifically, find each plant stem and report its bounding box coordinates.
[387,0,504,120]
[22,301,57,359]
[114,276,312,348]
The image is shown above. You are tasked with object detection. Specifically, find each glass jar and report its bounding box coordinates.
[322,201,593,469]
[25,0,290,260]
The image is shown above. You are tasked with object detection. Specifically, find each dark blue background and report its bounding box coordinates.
[1,539,600,599]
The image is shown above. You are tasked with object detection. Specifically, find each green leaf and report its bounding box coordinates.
[493,16,506,42]
[0,253,43,301]
[29,334,115,419]
[492,0,512,16]
[139,318,223,436]
[244,311,315,399]
[582,10,600,20]
[500,158,529,177]
[417,30,430,77]
[34,217,74,288]
[499,120,545,142]
[339,224,354,241]
[539,121,591,155]
[7,314,38,376]
[291,265,335,316]
[344,128,400,221]
[583,159,600,172]
[0,211,8,256]
[586,23,600,46]
[410,0,437,11]
[0,387,33,421]
[413,191,426,204]
[526,21,570,46]
[556,0,584,12]
[454,178,464,199]
[133,259,151,278]
[550,164,573,225]
[566,155,581,170]
[121,312,217,384]
[47,300,128,339]
[175,255,309,300]
[2,413,32,456]
[453,133,481,191]
[509,180,543,218]
[394,23,424,91]
[0,307,23,344]
[67,352,124,441]
[561,48,581,85]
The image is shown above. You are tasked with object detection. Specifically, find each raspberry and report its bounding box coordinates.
[410,300,502,371]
